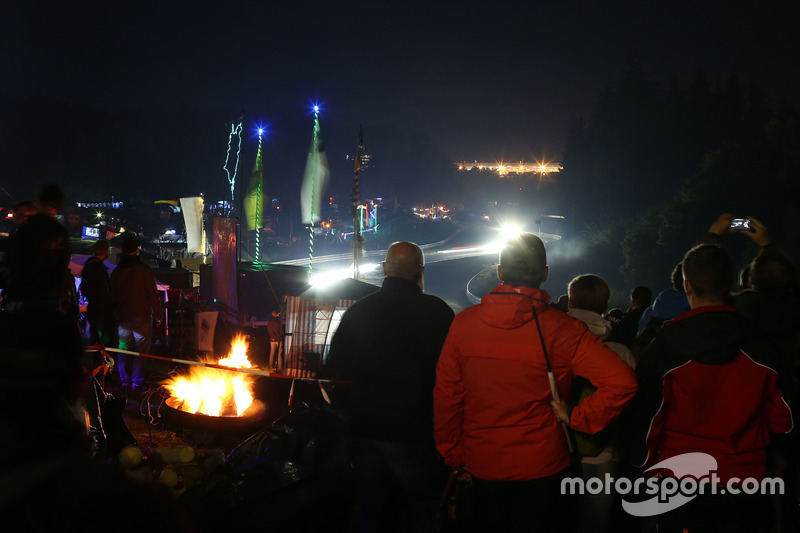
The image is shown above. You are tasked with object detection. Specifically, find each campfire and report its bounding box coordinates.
[162,334,266,419]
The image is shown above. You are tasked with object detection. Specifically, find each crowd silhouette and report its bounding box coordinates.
[1,184,797,533]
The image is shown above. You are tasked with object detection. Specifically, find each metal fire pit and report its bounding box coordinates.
[163,395,269,436]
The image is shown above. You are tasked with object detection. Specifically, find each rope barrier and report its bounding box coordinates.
[317,380,331,403]
[86,345,351,387]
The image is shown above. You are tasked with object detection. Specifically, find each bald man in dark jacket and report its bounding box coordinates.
[328,241,455,533]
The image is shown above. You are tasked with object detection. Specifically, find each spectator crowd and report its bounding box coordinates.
[329,212,799,533]
[1,184,797,533]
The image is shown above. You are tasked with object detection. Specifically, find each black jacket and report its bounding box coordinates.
[328,276,455,441]
[81,256,113,314]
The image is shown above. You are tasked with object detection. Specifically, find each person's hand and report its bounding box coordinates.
[709,213,735,236]
[550,399,570,425]
[742,215,771,247]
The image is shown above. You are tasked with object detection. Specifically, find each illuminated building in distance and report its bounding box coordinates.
[456,160,562,176]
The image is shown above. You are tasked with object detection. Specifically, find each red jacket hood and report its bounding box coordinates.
[480,284,552,330]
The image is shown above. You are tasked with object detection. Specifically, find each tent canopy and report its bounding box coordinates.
[283,277,378,375]
[288,276,379,303]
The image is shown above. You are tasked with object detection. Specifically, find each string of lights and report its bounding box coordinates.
[223,120,243,208]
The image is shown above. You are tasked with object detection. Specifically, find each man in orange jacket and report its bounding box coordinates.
[434,233,638,532]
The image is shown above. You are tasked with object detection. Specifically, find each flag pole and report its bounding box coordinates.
[301,104,329,282]
[244,127,264,262]
[308,108,320,279]
[254,128,263,261]
[352,124,363,280]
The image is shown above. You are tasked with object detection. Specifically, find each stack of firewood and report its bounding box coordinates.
[117,444,227,496]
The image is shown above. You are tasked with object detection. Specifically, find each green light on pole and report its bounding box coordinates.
[308,108,320,278]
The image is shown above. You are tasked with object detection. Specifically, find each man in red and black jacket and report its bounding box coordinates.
[626,243,794,532]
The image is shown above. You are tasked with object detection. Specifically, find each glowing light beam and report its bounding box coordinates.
[223,120,244,206]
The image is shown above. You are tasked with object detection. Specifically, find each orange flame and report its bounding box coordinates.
[218,334,252,369]
[163,334,256,417]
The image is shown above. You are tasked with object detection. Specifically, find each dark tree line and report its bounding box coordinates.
[559,63,799,292]
[620,117,800,289]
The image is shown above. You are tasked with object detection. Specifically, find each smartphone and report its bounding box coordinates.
[730,218,751,231]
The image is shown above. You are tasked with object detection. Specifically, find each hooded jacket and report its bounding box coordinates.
[433,284,637,481]
[637,288,690,335]
[626,305,794,482]
[568,308,636,369]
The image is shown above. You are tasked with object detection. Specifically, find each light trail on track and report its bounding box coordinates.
[272,232,561,268]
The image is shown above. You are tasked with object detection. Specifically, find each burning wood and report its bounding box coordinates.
[162,334,265,418]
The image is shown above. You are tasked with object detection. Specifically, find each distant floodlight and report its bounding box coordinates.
[258,128,264,135]
[358,262,380,273]
[310,262,382,288]
[482,224,523,255]
[499,224,522,241]
[309,267,351,288]
[313,105,320,113]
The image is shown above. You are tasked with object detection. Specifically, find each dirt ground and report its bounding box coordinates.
[117,384,262,454]
[121,393,197,449]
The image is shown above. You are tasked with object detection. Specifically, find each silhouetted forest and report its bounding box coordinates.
[556,64,799,293]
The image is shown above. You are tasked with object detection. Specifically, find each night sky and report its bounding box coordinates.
[3,1,798,206]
